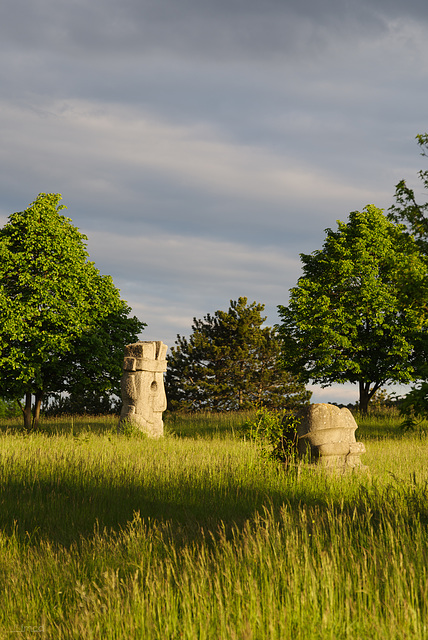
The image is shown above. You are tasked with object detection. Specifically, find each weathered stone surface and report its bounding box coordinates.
[119,341,167,438]
[293,403,366,471]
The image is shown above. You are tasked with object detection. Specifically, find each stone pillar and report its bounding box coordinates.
[119,341,167,438]
[294,403,366,471]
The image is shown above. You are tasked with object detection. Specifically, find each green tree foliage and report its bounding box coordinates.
[0,193,145,428]
[0,397,21,418]
[277,205,428,414]
[388,133,428,421]
[389,133,428,252]
[166,297,311,412]
[43,306,143,416]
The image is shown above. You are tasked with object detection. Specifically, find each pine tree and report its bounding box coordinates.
[166,297,310,411]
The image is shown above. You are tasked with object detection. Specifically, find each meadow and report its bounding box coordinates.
[0,410,427,639]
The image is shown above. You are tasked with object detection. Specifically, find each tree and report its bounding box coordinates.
[0,193,145,428]
[389,133,428,252]
[277,205,428,414]
[388,133,428,419]
[165,297,311,411]
[42,306,144,415]
[0,397,21,418]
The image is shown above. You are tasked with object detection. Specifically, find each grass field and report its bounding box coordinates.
[0,411,427,639]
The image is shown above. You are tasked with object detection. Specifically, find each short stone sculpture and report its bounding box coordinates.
[119,341,167,438]
[292,403,366,471]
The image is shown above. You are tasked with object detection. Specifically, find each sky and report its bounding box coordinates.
[1,0,427,404]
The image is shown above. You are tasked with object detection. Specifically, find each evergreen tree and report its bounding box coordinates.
[166,297,311,411]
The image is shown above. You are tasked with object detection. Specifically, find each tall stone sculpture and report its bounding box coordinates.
[119,341,167,438]
[293,403,366,472]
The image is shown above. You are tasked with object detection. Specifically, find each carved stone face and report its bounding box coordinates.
[119,341,167,437]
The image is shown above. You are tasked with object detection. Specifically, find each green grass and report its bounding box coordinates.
[0,412,427,638]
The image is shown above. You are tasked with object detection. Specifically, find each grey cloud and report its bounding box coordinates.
[2,0,426,61]
[82,227,303,348]
[0,96,397,258]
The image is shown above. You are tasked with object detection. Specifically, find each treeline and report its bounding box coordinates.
[1,134,428,426]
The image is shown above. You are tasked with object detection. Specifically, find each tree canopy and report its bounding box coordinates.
[389,133,428,252]
[277,205,428,413]
[166,297,311,412]
[388,133,428,419]
[41,305,144,416]
[0,193,145,427]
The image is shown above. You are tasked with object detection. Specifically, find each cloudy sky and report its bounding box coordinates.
[1,0,427,403]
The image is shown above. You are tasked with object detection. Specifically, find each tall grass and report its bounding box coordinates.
[0,412,427,638]
[0,413,119,437]
[337,401,428,440]
[164,409,253,439]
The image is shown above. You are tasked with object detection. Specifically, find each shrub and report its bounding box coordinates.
[241,406,300,465]
[0,397,21,418]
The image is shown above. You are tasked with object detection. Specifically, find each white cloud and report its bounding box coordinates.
[308,384,359,405]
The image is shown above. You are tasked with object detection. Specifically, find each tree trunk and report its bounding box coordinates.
[238,388,243,408]
[32,391,44,429]
[23,392,32,429]
[359,383,369,415]
[359,381,381,415]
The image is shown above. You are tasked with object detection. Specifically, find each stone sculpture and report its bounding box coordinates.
[119,341,167,438]
[292,403,366,471]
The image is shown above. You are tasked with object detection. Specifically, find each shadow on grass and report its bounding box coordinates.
[2,465,428,550]
[0,472,287,547]
[1,411,426,550]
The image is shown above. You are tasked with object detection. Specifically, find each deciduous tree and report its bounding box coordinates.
[389,133,428,419]
[277,205,427,414]
[389,133,428,252]
[0,193,145,427]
